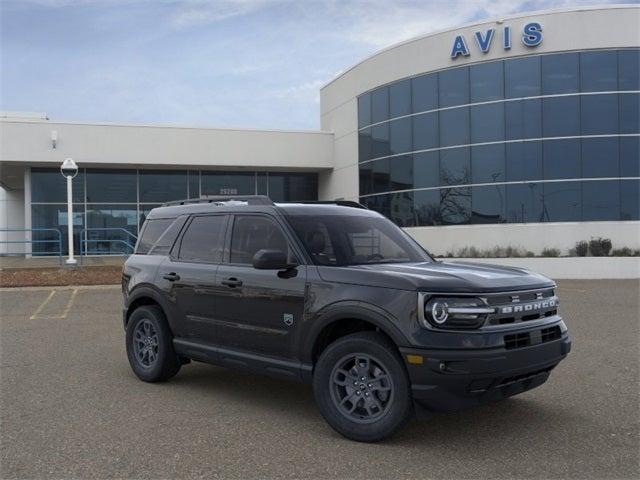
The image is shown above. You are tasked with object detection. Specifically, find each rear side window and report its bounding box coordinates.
[178,215,227,263]
[150,217,187,255]
[136,218,173,254]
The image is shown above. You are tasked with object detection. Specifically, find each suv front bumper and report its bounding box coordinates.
[400,333,571,412]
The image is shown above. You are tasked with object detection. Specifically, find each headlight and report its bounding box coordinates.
[421,296,494,329]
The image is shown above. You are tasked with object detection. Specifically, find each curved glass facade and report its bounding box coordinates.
[357,49,640,226]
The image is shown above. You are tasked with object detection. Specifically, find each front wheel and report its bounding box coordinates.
[313,332,413,442]
[126,305,181,382]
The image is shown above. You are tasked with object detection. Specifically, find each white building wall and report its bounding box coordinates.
[0,186,26,254]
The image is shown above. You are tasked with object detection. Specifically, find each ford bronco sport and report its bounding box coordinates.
[122,196,571,442]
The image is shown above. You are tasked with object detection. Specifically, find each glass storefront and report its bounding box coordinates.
[31,168,317,255]
[357,48,640,227]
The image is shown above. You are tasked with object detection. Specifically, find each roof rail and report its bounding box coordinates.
[293,200,368,209]
[162,195,274,207]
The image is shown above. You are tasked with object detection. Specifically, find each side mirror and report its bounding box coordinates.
[252,249,295,270]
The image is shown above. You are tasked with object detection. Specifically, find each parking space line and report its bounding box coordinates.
[29,289,56,320]
[29,288,79,320]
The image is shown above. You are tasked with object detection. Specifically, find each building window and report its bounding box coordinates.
[139,170,187,203]
[439,67,469,107]
[371,86,389,124]
[470,61,504,102]
[389,79,411,118]
[505,56,540,98]
[31,168,84,203]
[201,172,255,196]
[541,52,579,95]
[411,73,438,113]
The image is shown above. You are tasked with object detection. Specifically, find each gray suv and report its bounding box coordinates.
[122,196,571,442]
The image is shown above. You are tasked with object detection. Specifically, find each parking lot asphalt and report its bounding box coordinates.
[1,280,638,479]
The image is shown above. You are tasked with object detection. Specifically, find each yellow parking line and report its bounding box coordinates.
[29,288,79,320]
[29,289,56,320]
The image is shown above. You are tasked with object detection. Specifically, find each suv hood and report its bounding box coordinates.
[316,260,554,293]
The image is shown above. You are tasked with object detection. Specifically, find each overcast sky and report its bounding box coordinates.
[0,0,628,130]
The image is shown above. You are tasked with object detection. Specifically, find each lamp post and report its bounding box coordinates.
[60,158,78,265]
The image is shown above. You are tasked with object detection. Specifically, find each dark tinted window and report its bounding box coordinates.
[188,171,199,199]
[139,170,187,203]
[359,163,373,196]
[389,79,411,118]
[372,158,391,193]
[506,183,543,223]
[371,87,389,123]
[179,215,227,263]
[267,173,317,202]
[230,215,291,264]
[359,128,372,162]
[505,56,541,98]
[412,112,438,150]
[390,155,413,191]
[137,218,173,254]
[543,182,581,222]
[412,74,438,112]
[581,94,619,135]
[150,216,187,255]
[621,180,640,220]
[543,139,580,180]
[201,172,254,196]
[413,151,439,188]
[358,94,371,128]
[505,99,542,140]
[440,187,471,225]
[440,148,470,186]
[581,51,618,92]
[86,169,136,203]
[31,168,85,203]
[470,61,503,102]
[582,180,620,221]
[439,67,469,107]
[414,189,441,226]
[543,96,580,137]
[371,123,390,158]
[541,53,579,94]
[620,93,639,134]
[470,103,505,143]
[582,137,619,178]
[471,144,505,184]
[619,49,640,90]
[506,142,543,182]
[439,107,469,147]
[472,185,506,224]
[389,117,412,155]
[86,205,138,254]
[620,137,640,177]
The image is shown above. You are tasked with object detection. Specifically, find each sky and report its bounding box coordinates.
[0,0,630,130]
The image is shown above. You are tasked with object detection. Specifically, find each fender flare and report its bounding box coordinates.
[300,301,410,365]
[125,284,173,327]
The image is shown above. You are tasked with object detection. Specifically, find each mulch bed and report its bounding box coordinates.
[0,266,123,288]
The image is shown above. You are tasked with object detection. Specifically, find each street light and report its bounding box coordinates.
[60,158,78,265]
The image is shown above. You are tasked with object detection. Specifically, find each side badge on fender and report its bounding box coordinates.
[283,313,294,326]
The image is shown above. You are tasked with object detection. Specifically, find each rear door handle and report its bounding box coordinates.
[221,277,243,288]
[162,272,180,281]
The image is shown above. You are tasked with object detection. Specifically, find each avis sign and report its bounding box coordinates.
[450,22,543,59]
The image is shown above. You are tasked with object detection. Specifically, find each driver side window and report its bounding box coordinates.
[229,215,295,265]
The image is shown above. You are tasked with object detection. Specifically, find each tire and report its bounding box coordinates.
[313,331,413,442]
[126,305,181,382]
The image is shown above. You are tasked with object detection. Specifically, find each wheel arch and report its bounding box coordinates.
[125,285,173,333]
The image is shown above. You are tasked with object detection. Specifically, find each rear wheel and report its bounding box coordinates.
[126,305,181,382]
[313,331,413,442]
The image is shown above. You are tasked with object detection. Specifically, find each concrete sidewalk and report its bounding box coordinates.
[0,255,125,270]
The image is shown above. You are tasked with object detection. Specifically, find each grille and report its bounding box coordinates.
[486,288,558,326]
[504,325,562,350]
[497,366,555,387]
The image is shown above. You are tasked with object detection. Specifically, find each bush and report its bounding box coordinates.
[611,247,640,257]
[589,237,612,257]
[541,247,561,257]
[575,241,589,257]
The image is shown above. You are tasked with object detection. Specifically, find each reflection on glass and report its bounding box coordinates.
[359,128,373,162]
[505,99,541,140]
[439,67,469,107]
[372,158,391,194]
[543,139,580,180]
[371,123,390,158]
[86,169,136,203]
[620,137,640,177]
[543,182,581,222]
[188,171,200,199]
[389,117,412,155]
[541,53,579,94]
[412,74,438,113]
[620,92,640,134]
[358,94,371,128]
[86,205,138,254]
[440,148,470,186]
[414,189,440,226]
[31,204,84,255]
[139,170,187,203]
[440,187,471,225]
[470,61,504,102]
[471,144,505,184]
[201,172,255,196]
[413,152,439,189]
[267,173,317,202]
[506,183,543,223]
[371,86,389,123]
[621,180,640,220]
[543,96,580,137]
[31,168,85,203]
[439,108,469,147]
[506,142,543,182]
[618,49,640,91]
[581,51,618,92]
[470,103,505,143]
[412,112,438,151]
[389,79,411,118]
[390,155,413,191]
[505,56,540,98]
[582,180,620,221]
[472,185,505,224]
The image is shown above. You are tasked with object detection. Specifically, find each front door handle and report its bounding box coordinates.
[221,277,243,288]
[162,272,180,282]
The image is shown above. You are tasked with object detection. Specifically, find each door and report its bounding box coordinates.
[158,214,229,344]
[214,214,306,359]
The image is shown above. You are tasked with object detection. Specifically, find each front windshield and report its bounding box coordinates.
[286,213,432,266]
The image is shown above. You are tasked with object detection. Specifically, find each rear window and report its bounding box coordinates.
[136,218,173,254]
